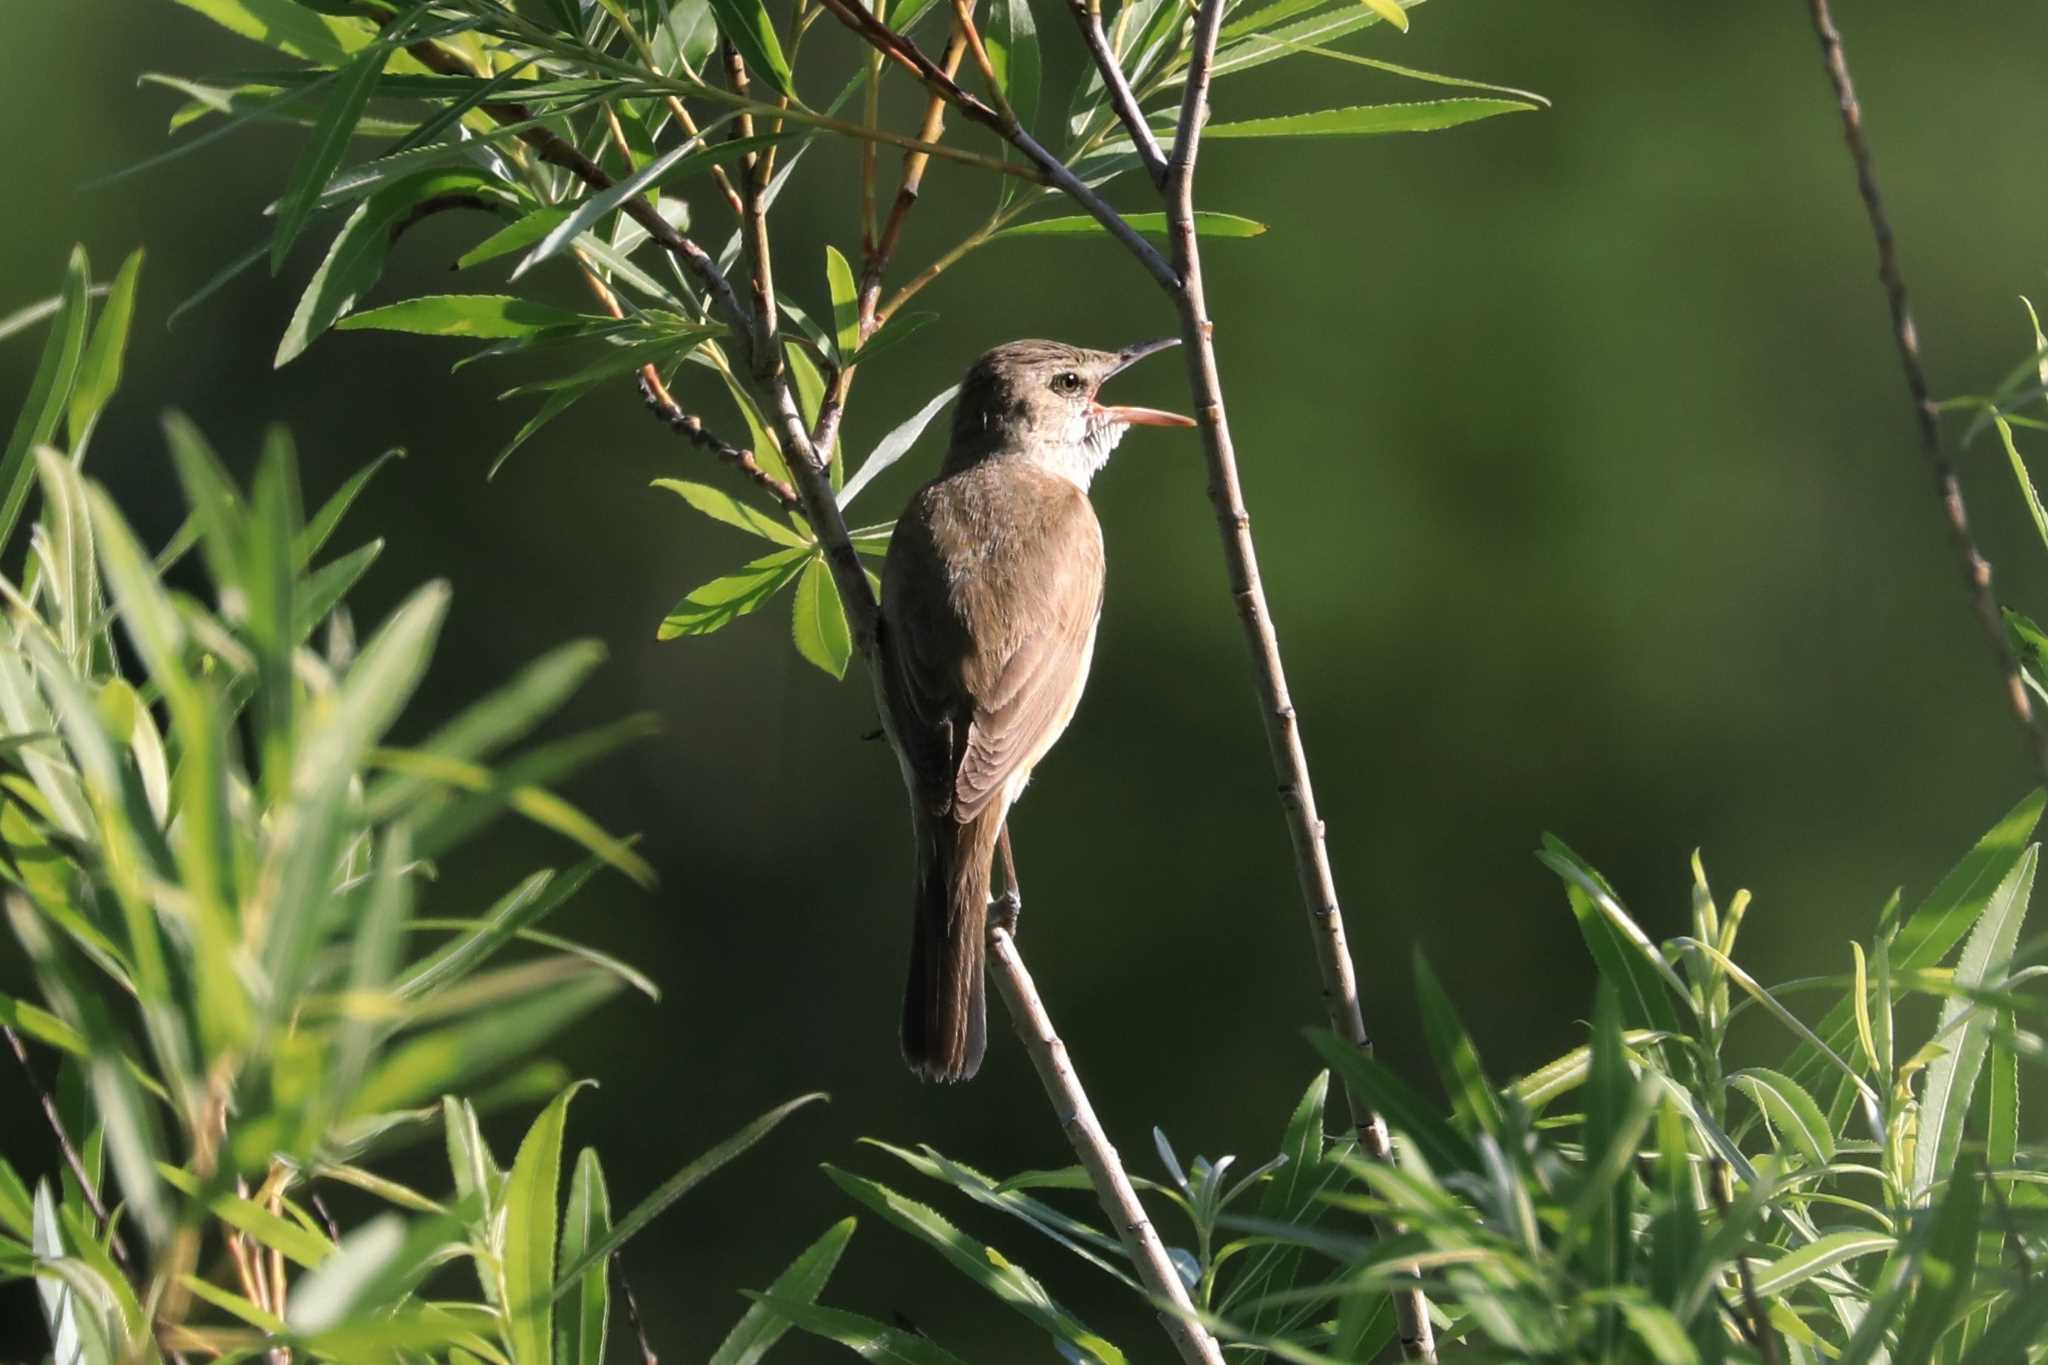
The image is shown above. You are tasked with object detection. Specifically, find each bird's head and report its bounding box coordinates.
[946,338,1194,486]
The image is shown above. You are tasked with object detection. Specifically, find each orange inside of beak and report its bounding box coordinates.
[1093,403,1197,428]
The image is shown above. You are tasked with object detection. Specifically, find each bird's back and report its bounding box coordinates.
[880,455,1105,815]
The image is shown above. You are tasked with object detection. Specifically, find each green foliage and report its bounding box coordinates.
[786,800,2048,1364]
[127,0,1537,677]
[0,249,833,1365]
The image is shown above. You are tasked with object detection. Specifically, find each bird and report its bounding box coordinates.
[878,338,1194,1082]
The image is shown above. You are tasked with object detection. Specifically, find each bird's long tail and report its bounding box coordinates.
[902,806,1003,1083]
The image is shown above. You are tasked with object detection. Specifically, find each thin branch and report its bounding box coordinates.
[1161,0,1435,1356]
[5,1024,133,1274]
[1804,0,2048,782]
[987,928,1226,1365]
[577,261,801,509]
[614,1253,660,1365]
[1710,1160,1781,1365]
[809,0,1181,292]
[1068,0,1167,187]
[723,44,782,359]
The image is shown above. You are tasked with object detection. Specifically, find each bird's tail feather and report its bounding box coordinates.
[902,807,1002,1083]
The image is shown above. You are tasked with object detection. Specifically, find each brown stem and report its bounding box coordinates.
[723,44,781,360]
[1162,0,1434,1356]
[614,1253,660,1365]
[1068,0,1166,187]
[5,1025,133,1274]
[1804,0,2048,782]
[987,929,1225,1365]
[810,0,1180,291]
[576,263,801,509]
[1710,1160,1781,1365]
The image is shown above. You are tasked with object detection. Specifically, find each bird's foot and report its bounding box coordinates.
[991,888,1023,936]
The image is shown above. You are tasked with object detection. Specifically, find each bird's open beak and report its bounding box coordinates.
[1094,337,1195,426]
[1093,403,1197,428]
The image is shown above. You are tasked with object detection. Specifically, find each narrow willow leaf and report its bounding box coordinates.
[1354,0,1410,30]
[658,546,810,639]
[984,0,1040,138]
[1205,98,1535,139]
[457,208,573,269]
[654,478,809,547]
[1747,1231,1894,1299]
[707,0,796,99]
[350,972,617,1115]
[1728,1068,1835,1169]
[821,1169,1123,1362]
[286,1215,405,1332]
[0,247,88,554]
[559,1149,610,1365]
[66,249,143,456]
[336,294,593,338]
[989,212,1267,241]
[745,1296,972,1365]
[550,1094,827,1299]
[708,1218,856,1365]
[512,130,778,280]
[277,168,503,365]
[1412,954,1504,1138]
[1912,845,2034,1201]
[839,384,958,509]
[1993,415,2048,552]
[1540,840,1691,1035]
[790,557,851,679]
[298,447,404,562]
[163,0,356,63]
[846,310,938,369]
[505,1082,593,1365]
[272,46,392,273]
[824,245,859,359]
[1894,1156,1983,1364]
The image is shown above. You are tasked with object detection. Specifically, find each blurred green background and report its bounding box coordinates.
[5,0,2048,1358]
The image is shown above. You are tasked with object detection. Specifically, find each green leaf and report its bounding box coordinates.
[284,1215,404,1332]
[350,972,618,1115]
[1305,1030,1478,1175]
[1747,1231,1894,1299]
[654,478,809,547]
[1412,953,1504,1139]
[163,0,357,63]
[791,558,852,679]
[989,212,1267,242]
[298,446,404,562]
[396,860,602,999]
[709,1219,856,1365]
[505,1083,593,1365]
[0,247,88,554]
[272,46,392,273]
[457,208,573,269]
[551,1094,826,1300]
[822,1169,1123,1363]
[559,1149,611,1365]
[1912,844,2034,1201]
[1994,416,2048,552]
[846,310,938,369]
[66,249,143,456]
[1728,1068,1835,1169]
[277,168,503,365]
[1205,99,1536,139]
[658,546,810,639]
[1894,1155,1983,1365]
[824,246,859,359]
[336,294,594,339]
[745,1296,972,1365]
[984,0,1039,138]
[1540,838,1689,1036]
[839,384,957,509]
[707,0,796,99]
[1356,0,1407,33]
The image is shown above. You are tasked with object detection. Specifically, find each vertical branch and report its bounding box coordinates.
[1161,0,1435,1357]
[987,930,1226,1365]
[1804,0,2048,782]
[1068,0,1166,186]
[5,1025,132,1273]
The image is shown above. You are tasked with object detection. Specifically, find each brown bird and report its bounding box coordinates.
[879,338,1194,1082]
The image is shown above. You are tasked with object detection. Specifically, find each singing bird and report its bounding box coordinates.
[880,338,1194,1082]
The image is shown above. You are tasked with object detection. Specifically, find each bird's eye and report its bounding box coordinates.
[1051,371,1084,395]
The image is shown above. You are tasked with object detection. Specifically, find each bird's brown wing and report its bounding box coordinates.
[881,465,1105,823]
